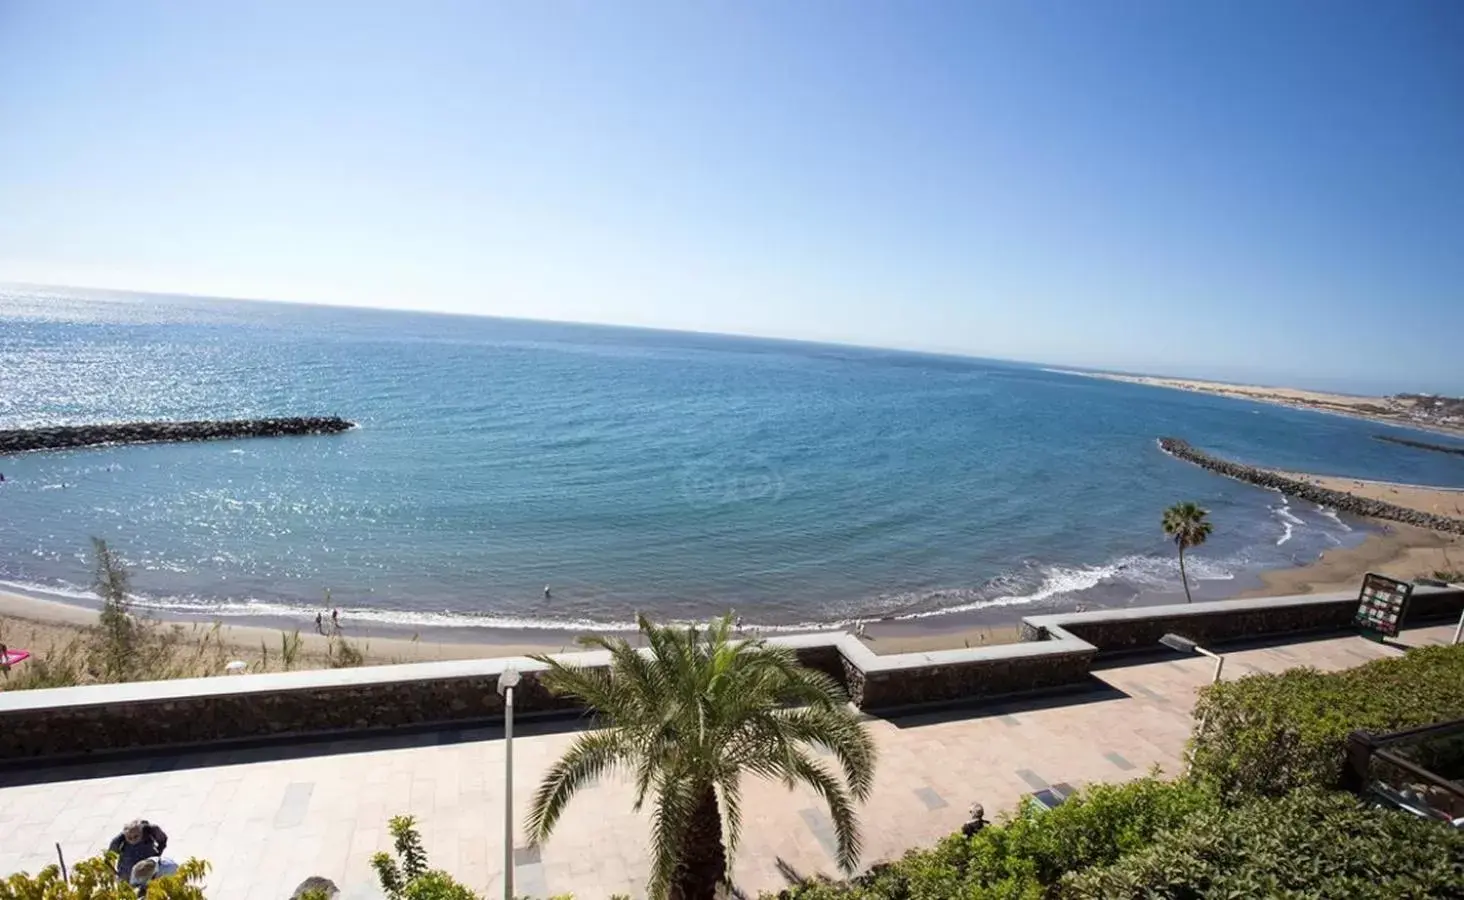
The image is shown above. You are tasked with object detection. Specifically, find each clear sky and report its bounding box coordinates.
[2,1,1461,392]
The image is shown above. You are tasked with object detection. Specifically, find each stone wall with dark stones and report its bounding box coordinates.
[848,649,1097,711]
[3,589,1461,766]
[0,417,355,454]
[1051,601,1356,655]
[0,667,578,764]
[1159,437,1464,535]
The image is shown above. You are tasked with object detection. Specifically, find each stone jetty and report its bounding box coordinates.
[1159,437,1464,535]
[1373,434,1464,458]
[0,417,354,455]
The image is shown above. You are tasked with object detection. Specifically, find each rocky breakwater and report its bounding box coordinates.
[1373,434,1464,458]
[0,416,355,454]
[1158,437,1464,536]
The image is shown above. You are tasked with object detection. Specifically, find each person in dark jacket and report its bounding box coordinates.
[961,803,987,838]
[107,820,169,882]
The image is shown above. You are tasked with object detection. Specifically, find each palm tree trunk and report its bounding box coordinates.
[670,784,728,900]
[1179,546,1193,603]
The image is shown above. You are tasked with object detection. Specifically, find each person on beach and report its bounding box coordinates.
[108,819,174,885]
[544,585,551,600]
[315,612,324,635]
[331,608,340,634]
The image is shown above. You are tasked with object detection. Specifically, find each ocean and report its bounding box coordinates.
[4,285,1464,634]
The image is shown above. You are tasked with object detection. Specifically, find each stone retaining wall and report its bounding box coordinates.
[0,417,355,454]
[1159,437,1464,535]
[1,589,1460,765]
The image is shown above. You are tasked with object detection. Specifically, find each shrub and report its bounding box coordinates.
[0,854,209,900]
[1189,644,1464,798]
[1061,788,1464,899]
[965,775,1211,888]
[371,816,480,900]
[778,776,1212,900]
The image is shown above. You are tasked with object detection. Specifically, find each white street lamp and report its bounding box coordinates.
[1159,633,1224,775]
[497,666,522,900]
[1159,632,1224,683]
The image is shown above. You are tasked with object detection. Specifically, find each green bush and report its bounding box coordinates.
[1189,644,1464,798]
[1062,788,1464,899]
[0,854,210,900]
[777,776,1212,900]
[371,816,480,900]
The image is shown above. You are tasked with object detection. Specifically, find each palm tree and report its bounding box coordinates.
[1162,501,1213,603]
[526,615,876,900]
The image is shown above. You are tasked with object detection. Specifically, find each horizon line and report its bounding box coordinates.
[0,278,1418,397]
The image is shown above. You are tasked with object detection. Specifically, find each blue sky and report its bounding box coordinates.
[2,1,1461,392]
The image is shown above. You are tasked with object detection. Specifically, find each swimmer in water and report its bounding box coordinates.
[543,585,551,600]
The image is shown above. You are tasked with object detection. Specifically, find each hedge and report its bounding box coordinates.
[1189,643,1464,798]
[773,785,1464,900]
[1062,788,1464,899]
[777,776,1213,900]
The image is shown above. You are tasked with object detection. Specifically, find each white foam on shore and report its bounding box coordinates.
[0,550,1239,636]
[1276,520,1293,546]
[1315,505,1352,531]
[1273,504,1305,526]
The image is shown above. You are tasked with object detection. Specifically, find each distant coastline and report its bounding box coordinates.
[1049,369,1464,438]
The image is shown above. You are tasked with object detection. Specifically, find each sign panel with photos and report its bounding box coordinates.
[1353,572,1413,638]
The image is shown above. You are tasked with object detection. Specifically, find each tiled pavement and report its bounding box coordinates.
[0,624,1454,900]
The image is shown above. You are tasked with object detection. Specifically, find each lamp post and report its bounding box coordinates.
[1159,633,1224,775]
[497,666,522,900]
[1158,632,1224,683]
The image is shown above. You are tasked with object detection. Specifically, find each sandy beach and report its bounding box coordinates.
[0,586,1025,680]
[1057,370,1464,437]
[2,469,1460,682]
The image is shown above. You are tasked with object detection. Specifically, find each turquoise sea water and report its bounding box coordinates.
[3,285,1463,632]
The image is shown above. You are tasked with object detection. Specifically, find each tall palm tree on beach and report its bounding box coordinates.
[526,615,876,900]
[1163,501,1213,603]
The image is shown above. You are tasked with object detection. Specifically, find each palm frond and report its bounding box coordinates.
[772,706,877,801]
[715,772,744,860]
[526,730,635,843]
[786,749,863,873]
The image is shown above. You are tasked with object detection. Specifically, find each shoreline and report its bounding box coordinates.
[0,585,1030,674]
[1051,369,1464,439]
[4,468,1462,677]
[3,522,1459,677]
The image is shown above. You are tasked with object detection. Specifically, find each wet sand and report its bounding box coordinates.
[0,587,1025,680]
[3,469,1461,680]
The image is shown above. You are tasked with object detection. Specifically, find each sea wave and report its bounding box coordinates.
[0,550,1241,634]
[1315,505,1353,531]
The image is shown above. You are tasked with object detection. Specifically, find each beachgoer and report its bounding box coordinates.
[331,609,340,634]
[543,585,551,600]
[961,803,986,838]
[108,820,171,884]
[855,621,867,638]
[315,612,323,635]
[735,615,744,632]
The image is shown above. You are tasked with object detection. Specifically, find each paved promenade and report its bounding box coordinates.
[0,624,1454,900]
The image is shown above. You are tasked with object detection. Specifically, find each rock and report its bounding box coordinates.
[1158,437,1464,536]
[0,417,355,455]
